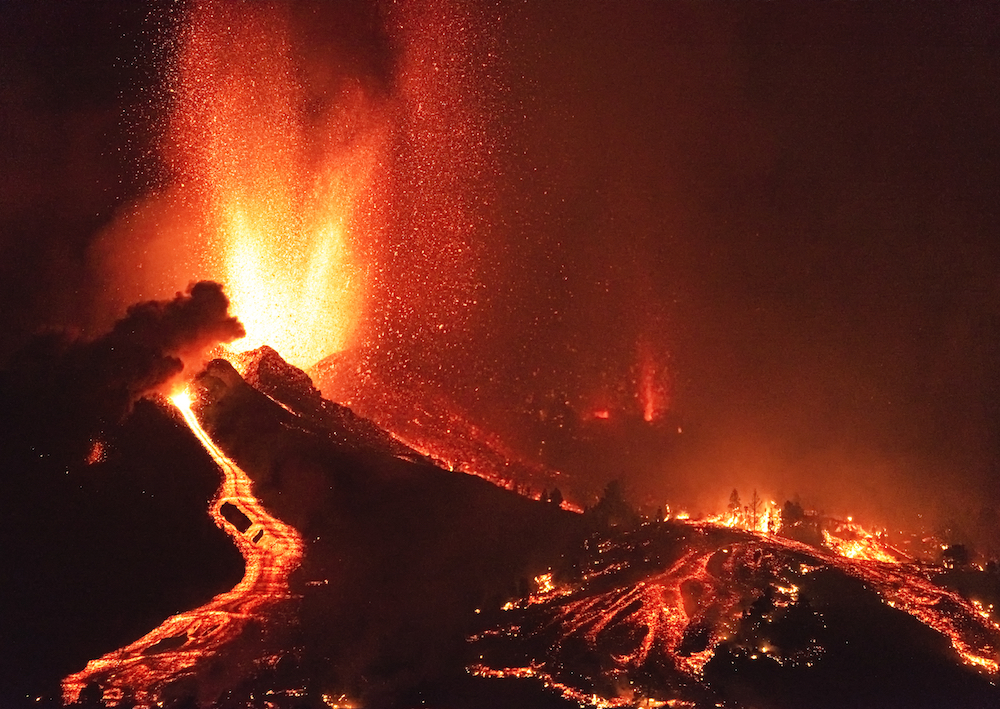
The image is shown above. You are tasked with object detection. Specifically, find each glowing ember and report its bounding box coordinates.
[321,694,360,709]
[62,389,303,705]
[475,509,1000,706]
[84,439,106,466]
[163,0,376,369]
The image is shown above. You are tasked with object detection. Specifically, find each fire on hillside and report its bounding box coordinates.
[3,2,999,708]
[54,346,1000,708]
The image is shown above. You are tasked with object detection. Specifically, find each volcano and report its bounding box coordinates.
[3,345,999,709]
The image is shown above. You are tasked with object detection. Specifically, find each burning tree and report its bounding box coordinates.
[749,489,762,530]
[728,489,741,516]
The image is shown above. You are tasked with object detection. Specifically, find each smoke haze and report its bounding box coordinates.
[1,280,243,456]
[2,2,1000,546]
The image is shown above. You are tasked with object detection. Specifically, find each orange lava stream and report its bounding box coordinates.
[736,524,1000,675]
[819,545,1000,673]
[554,544,767,678]
[475,535,790,706]
[62,391,303,706]
[467,664,694,709]
[479,519,1000,707]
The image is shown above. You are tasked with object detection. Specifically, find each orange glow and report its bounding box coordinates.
[706,497,781,534]
[468,664,686,708]
[337,380,570,506]
[822,542,1000,675]
[961,652,1000,673]
[821,525,905,564]
[62,390,303,705]
[162,0,382,369]
[84,439,106,466]
[535,572,555,595]
[478,515,1000,706]
[169,389,192,409]
[593,409,611,420]
[695,496,999,675]
[482,542,784,696]
[636,338,668,422]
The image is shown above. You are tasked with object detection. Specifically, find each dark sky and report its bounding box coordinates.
[3,1,1000,539]
[463,2,1000,533]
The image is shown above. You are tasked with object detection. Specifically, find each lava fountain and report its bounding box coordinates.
[166,0,381,368]
[94,0,498,377]
[92,0,391,371]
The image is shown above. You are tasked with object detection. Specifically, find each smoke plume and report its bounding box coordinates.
[1,281,243,456]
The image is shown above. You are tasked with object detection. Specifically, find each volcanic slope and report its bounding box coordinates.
[0,394,245,708]
[181,350,1000,708]
[188,351,589,708]
[473,520,1000,709]
[34,346,1000,709]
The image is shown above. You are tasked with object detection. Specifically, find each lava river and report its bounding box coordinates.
[62,390,304,706]
[471,521,1000,708]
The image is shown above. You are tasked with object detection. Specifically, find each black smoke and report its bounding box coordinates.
[0,281,246,706]
[3,1,1000,547]
[1,280,243,460]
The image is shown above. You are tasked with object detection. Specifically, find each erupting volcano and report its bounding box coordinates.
[3,1,1000,708]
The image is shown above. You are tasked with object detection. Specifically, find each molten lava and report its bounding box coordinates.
[473,508,1000,707]
[62,389,303,706]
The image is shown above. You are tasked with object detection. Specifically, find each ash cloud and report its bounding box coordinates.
[1,281,243,457]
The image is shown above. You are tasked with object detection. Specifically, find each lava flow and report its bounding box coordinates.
[473,513,1000,707]
[62,389,303,706]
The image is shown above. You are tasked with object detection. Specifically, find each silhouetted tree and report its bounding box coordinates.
[587,479,640,529]
[782,499,805,524]
[549,487,563,507]
[943,544,971,569]
[728,489,741,513]
[778,498,823,547]
[749,489,762,529]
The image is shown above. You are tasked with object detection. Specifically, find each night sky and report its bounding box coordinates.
[3,2,1000,543]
